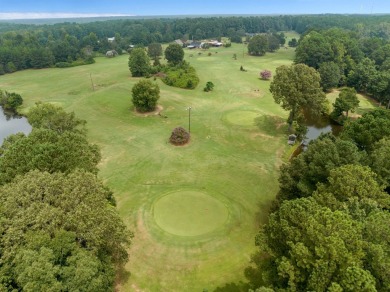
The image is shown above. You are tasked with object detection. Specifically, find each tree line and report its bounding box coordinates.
[247,108,390,291]
[295,27,390,107]
[0,103,131,291]
[1,14,390,74]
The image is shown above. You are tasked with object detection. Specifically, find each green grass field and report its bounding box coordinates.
[0,40,298,291]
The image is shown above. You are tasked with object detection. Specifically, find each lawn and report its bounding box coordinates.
[0,44,294,291]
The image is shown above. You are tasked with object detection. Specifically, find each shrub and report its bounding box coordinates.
[169,127,190,145]
[203,81,214,92]
[260,69,272,80]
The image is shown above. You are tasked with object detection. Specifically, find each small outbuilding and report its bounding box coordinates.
[105,50,118,58]
[288,134,297,145]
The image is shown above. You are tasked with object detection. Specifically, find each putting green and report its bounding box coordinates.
[224,110,261,126]
[153,191,229,236]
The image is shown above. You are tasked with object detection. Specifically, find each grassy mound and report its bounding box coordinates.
[153,191,229,236]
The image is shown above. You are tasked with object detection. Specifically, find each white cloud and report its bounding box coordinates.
[0,12,134,20]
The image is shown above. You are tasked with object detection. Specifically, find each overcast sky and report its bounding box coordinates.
[0,0,388,19]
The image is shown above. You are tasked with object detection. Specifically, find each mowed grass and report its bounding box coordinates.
[0,44,295,291]
[153,190,229,237]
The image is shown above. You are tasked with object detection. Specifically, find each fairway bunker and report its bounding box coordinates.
[224,110,262,126]
[153,191,229,236]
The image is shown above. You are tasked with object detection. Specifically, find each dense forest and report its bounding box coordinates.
[1,14,390,74]
[1,14,390,291]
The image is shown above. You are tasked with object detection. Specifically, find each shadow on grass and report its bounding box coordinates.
[115,266,131,288]
[254,115,287,136]
[213,281,250,292]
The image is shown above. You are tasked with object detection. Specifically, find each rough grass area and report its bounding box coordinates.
[0,42,297,291]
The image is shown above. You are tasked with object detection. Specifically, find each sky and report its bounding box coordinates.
[0,0,389,19]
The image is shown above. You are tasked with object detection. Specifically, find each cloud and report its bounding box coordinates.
[0,12,134,20]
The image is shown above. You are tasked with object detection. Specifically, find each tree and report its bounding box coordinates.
[131,79,160,112]
[267,34,280,52]
[278,135,363,201]
[318,61,341,92]
[260,70,272,80]
[255,198,368,292]
[0,170,131,290]
[27,102,86,134]
[248,35,268,56]
[270,64,327,129]
[369,138,390,189]
[342,108,390,150]
[0,90,23,111]
[313,164,390,214]
[147,43,163,60]
[164,43,184,65]
[288,38,298,47]
[331,87,359,122]
[347,58,377,93]
[294,31,334,69]
[0,129,101,185]
[128,47,150,77]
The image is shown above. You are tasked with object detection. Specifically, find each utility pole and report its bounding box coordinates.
[90,73,95,91]
[188,106,192,133]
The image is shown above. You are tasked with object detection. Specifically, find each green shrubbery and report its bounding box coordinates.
[55,57,95,68]
[159,61,199,89]
[0,90,23,111]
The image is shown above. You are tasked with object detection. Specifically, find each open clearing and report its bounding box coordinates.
[2,36,358,291]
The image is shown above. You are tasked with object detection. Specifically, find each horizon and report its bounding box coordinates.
[0,0,389,20]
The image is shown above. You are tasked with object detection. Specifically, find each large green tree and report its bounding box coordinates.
[128,47,150,77]
[164,43,184,65]
[342,108,390,150]
[270,64,327,128]
[331,87,359,122]
[248,35,269,56]
[131,79,160,112]
[313,164,390,214]
[0,129,100,184]
[318,61,341,92]
[255,198,371,292]
[369,138,390,189]
[295,31,334,69]
[27,102,86,134]
[147,42,163,60]
[278,135,363,201]
[0,170,131,291]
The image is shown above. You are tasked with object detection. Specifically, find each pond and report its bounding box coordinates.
[291,114,342,158]
[303,115,342,146]
[0,106,32,145]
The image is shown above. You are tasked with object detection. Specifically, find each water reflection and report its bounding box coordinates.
[0,106,32,145]
[291,114,342,158]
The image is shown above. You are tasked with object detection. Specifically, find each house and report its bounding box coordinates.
[107,37,115,43]
[208,40,223,47]
[174,39,184,47]
[187,41,202,49]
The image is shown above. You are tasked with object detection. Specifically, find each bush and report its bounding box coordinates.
[169,127,190,145]
[260,69,272,80]
[204,81,214,92]
[55,58,95,68]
